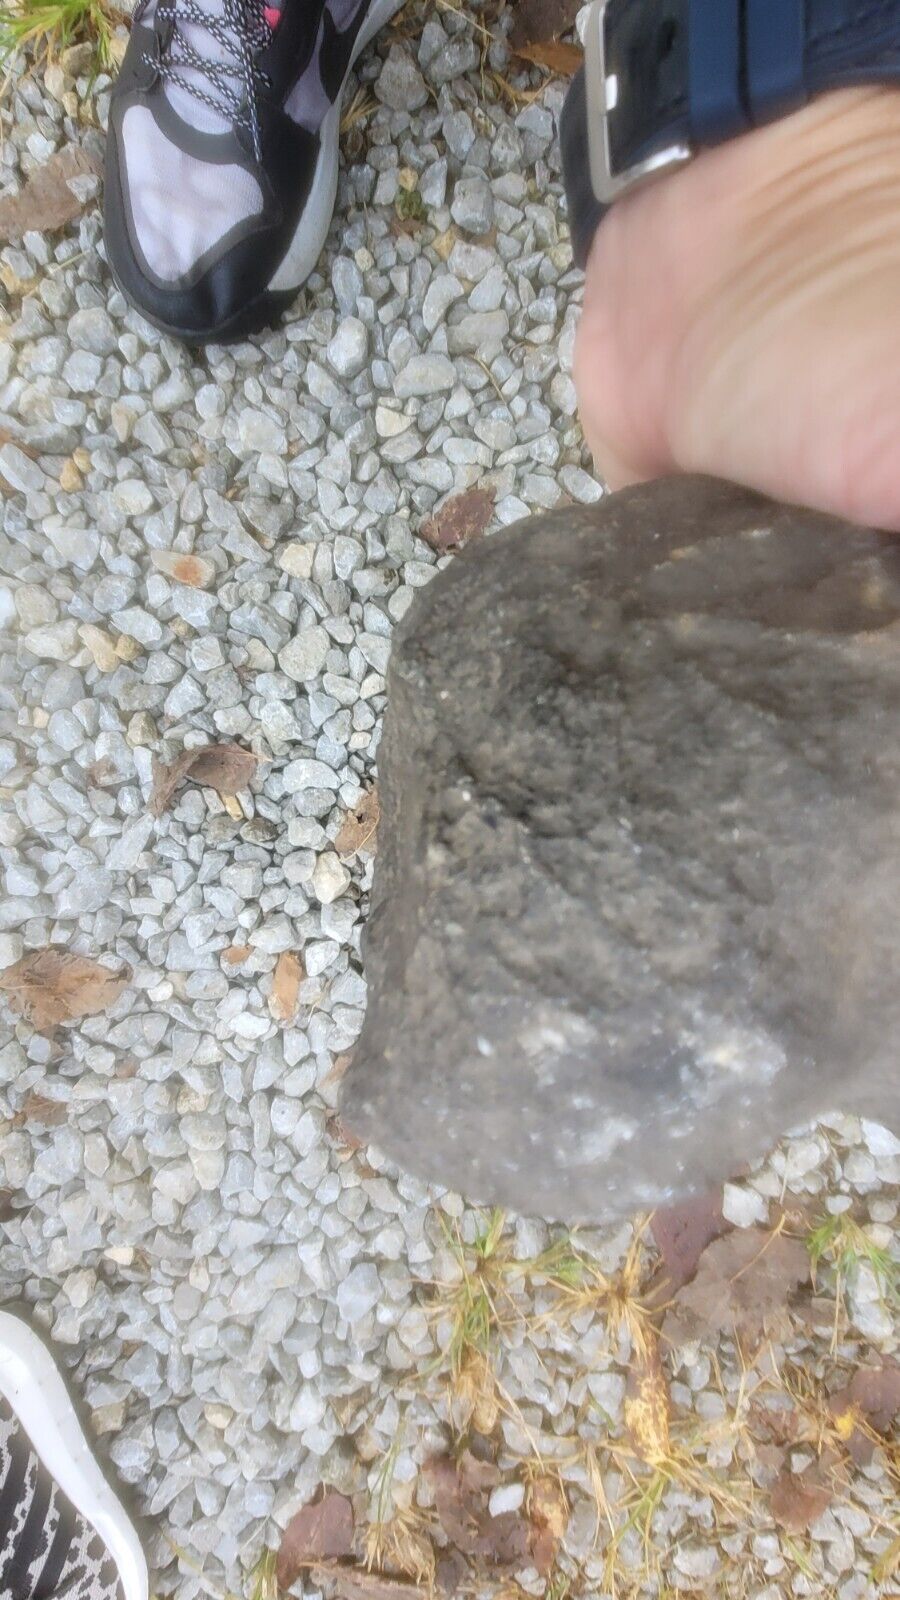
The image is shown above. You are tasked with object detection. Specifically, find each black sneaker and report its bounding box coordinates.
[0,1310,147,1600]
[104,0,402,343]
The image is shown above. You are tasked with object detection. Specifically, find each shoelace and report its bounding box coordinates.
[140,0,274,161]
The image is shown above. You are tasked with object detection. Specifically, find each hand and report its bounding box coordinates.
[573,88,900,531]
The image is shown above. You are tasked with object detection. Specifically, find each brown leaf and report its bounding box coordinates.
[0,147,102,243]
[528,1476,568,1577]
[509,0,579,51]
[0,950,132,1033]
[276,1491,355,1588]
[514,39,584,74]
[222,944,253,966]
[269,951,304,1023]
[663,1228,810,1348]
[847,1361,900,1434]
[830,1361,900,1465]
[150,743,257,816]
[313,1566,425,1600]
[770,1464,833,1532]
[651,1192,729,1292]
[426,1454,529,1569]
[420,487,495,555]
[15,1093,67,1128]
[625,1339,671,1466]
[336,788,381,858]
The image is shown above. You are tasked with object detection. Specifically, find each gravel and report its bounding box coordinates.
[0,7,896,1599]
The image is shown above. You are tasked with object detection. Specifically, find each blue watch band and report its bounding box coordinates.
[562,0,900,266]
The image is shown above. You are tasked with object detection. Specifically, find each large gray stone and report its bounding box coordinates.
[343,477,900,1222]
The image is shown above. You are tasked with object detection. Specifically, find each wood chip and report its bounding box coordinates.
[0,950,132,1033]
[528,1476,568,1576]
[0,147,102,243]
[269,951,304,1023]
[420,487,495,554]
[624,1339,671,1466]
[314,1566,426,1600]
[335,788,380,858]
[149,743,257,816]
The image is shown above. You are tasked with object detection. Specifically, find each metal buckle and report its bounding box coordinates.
[585,0,693,205]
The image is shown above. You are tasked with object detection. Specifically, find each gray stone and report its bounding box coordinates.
[344,478,900,1222]
[450,177,495,236]
[375,45,428,112]
[327,317,369,379]
[279,627,330,683]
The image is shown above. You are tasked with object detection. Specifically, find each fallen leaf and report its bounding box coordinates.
[829,1361,900,1465]
[509,0,580,51]
[326,1113,365,1156]
[514,39,584,74]
[434,1548,468,1596]
[14,1093,67,1127]
[770,1463,833,1532]
[846,1361,900,1434]
[624,1339,671,1466]
[276,1491,355,1589]
[150,743,257,816]
[0,147,102,242]
[149,550,215,587]
[336,788,380,858]
[650,1191,729,1292]
[662,1228,810,1348]
[426,1454,529,1569]
[420,487,495,554]
[528,1476,568,1576]
[222,944,253,966]
[269,951,304,1022]
[0,950,132,1033]
[313,1566,425,1600]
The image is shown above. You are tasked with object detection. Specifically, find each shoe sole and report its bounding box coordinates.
[0,1310,149,1600]
[109,0,404,345]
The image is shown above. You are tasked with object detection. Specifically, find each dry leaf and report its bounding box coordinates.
[276,1491,355,1588]
[845,1361,900,1434]
[336,788,380,858]
[625,1340,671,1466]
[269,951,304,1023]
[314,1566,425,1600]
[528,1476,568,1576]
[829,1361,900,1465]
[420,487,495,554]
[426,1454,529,1569]
[663,1228,810,1348]
[326,1112,365,1156]
[514,39,583,74]
[509,0,580,50]
[0,950,132,1033]
[150,743,257,816]
[0,147,101,243]
[13,1093,67,1128]
[770,1463,833,1532]
[222,944,253,966]
[650,1192,729,1292]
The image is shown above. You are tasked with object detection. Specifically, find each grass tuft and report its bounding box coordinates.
[806,1209,899,1347]
[0,0,120,75]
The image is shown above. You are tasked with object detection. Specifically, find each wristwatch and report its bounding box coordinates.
[561,0,900,266]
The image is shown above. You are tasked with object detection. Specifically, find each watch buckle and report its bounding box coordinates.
[585,0,693,204]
